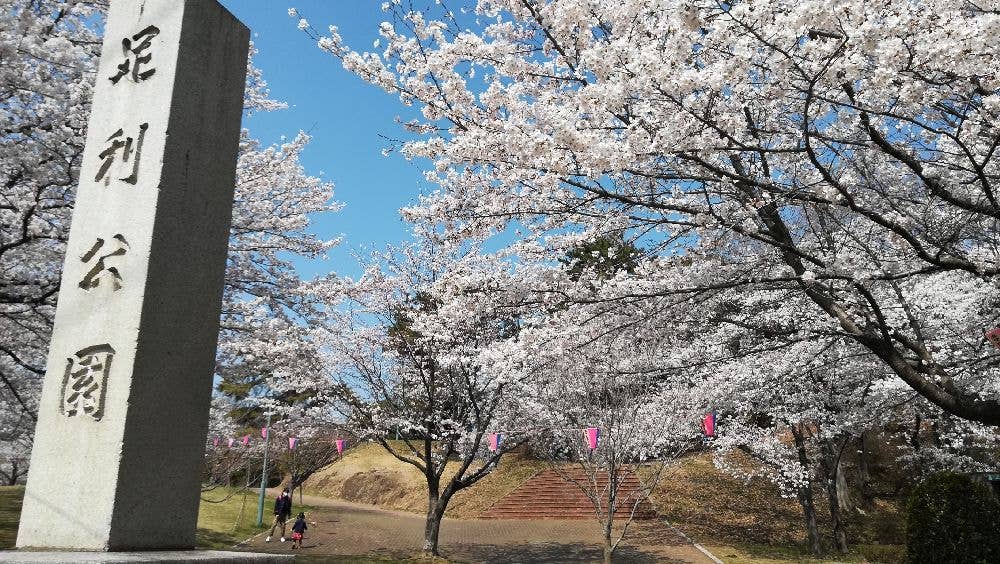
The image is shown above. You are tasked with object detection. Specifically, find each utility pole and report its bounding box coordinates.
[255,409,272,527]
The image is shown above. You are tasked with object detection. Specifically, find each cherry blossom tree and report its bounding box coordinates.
[214,128,340,431]
[528,331,700,564]
[301,0,1000,425]
[202,397,257,497]
[0,412,33,486]
[201,395,350,506]
[273,426,352,502]
[0,0,106,484]
[705,339,878,555]
[672,286,1000,555]
[1,1,340,484]
[322,235,536,556]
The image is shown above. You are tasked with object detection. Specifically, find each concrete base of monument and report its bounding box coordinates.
[0,550,293,563]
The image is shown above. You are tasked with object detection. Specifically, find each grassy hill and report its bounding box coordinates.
[303,441,547,518]
[649,454,899,545]
[305,442,819,538]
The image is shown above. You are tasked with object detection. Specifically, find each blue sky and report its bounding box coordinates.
[218,1,427,280]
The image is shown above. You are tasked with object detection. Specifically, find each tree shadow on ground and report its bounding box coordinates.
[446,542,684,563]
[196,527,244,550]
[625,521,695,548]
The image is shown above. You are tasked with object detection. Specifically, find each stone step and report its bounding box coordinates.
[481,512,658,518]
[487,505,650,510]
[483,507,655,514]
[505,499,647,503]
[481,512,656,517]
[480,468,658,520]
[509,484,645,490]
[502,492,646,498]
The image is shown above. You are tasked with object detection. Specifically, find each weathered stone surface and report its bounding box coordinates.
[17,0,249,551]
[0,551,292,563]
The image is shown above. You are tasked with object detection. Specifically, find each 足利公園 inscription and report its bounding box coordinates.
[78,234,129,291]
[59,344,115,420]
[109,25,160,85]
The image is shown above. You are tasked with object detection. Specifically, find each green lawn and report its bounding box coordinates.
[0,485,427,562]
[0,487,23,549]
[196,486,282,549]
[704,541,905,564]
[0,485,314,551]
[293,558,448,564]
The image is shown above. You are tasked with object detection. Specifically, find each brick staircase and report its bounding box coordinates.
[481,468,658,520]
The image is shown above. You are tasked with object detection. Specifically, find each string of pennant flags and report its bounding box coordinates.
[206,328,994,457]
[212,414,719,455]
[482,426,601,453]
[209,427,349,454]
[486,416,718,453]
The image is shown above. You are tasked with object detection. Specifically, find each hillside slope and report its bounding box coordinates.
[303,442,904,556]
[650,455,904,559]
[305,443,804,531]
[303,441,547,518]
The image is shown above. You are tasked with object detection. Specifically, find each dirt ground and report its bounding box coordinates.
[245,492,716,563]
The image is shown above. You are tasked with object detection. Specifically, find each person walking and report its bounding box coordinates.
[265,488,293,542]
[290,512,308,549]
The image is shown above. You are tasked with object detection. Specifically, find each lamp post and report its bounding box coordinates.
[255,409,272,527]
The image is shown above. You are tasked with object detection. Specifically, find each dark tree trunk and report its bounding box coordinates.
[835,457,853,514]
[911,415,922,451]
[826,484,849,554]
[423,492,447,555]
[3,460,16,486]
[797,486,822,557]
[792,425,822,556]
[857,432,875,510]
[423,504,442,555]
[604,466,618,564]
[422,464,453,557]
[822,439,849,554]
[602,516,613,564]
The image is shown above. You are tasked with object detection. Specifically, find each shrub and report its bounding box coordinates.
[858,544,905,564]
[905,472,1000,564]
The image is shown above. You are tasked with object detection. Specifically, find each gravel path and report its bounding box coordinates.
[245,491,714,563]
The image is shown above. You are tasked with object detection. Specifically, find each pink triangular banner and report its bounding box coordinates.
[703,412,716,437]
[987,328,1000,350]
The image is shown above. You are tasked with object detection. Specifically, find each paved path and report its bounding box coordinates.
[246,491,714,563]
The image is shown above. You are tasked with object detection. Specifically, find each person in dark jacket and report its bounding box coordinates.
[290,512,308,549]
[265,488,293,542]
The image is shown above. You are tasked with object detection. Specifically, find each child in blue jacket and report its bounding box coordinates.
[290,512,308,549]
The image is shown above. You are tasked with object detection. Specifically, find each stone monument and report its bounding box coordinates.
[10,0,270,556]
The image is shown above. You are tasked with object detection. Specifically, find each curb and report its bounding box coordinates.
[660,519,725,564]
[634,466,725,563]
